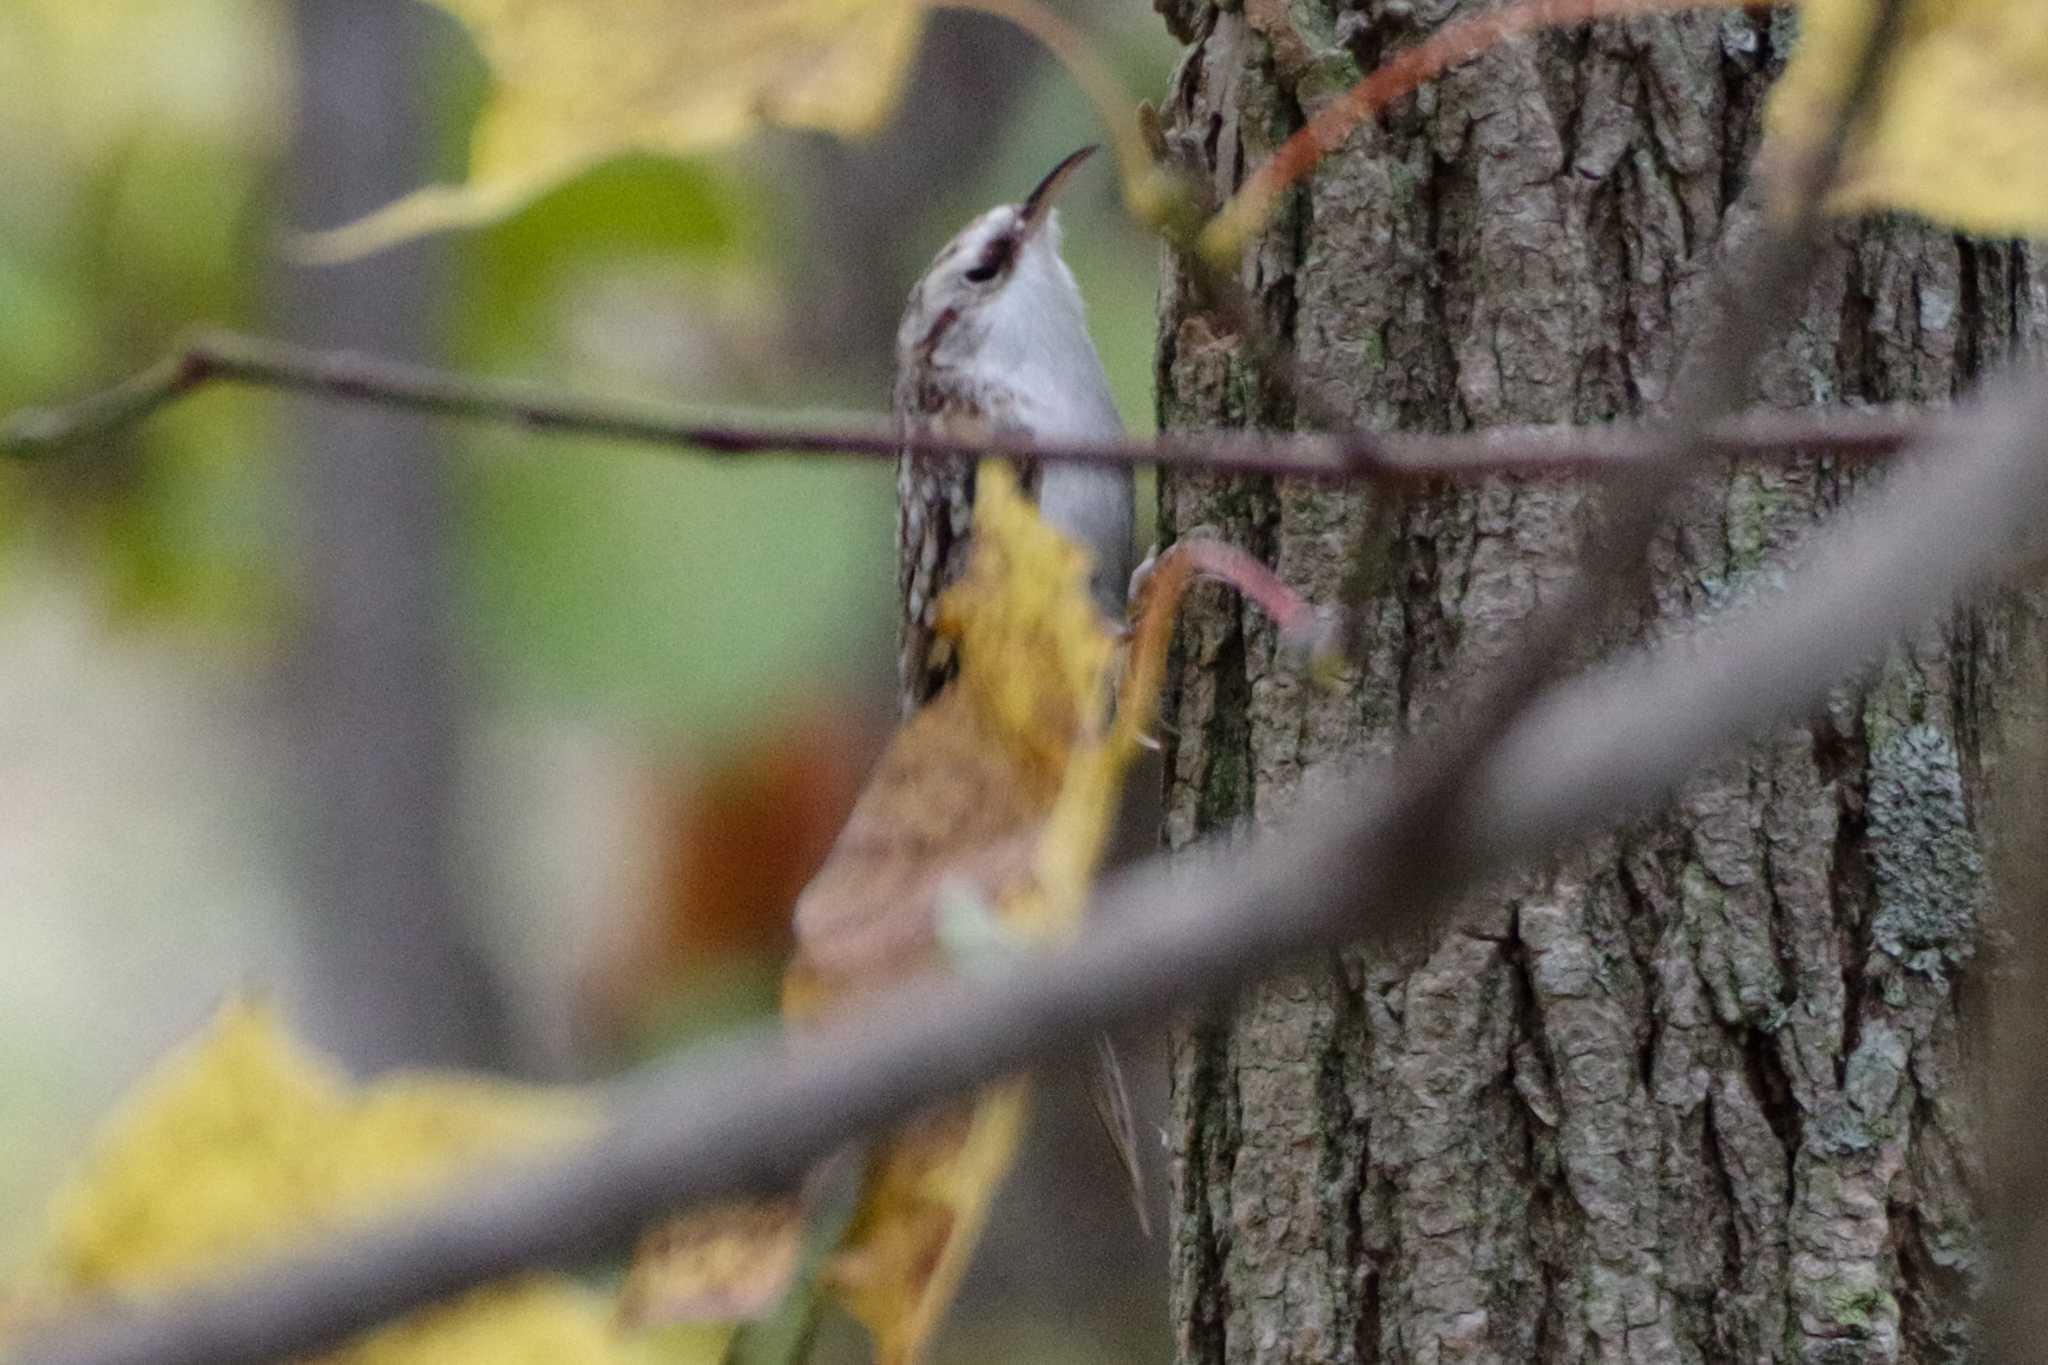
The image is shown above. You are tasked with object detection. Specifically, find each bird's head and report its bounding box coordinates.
[896,145,1100,387]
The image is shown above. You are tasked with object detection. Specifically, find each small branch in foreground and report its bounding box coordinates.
[17,372,2048,1365]
[0,330,1928,485]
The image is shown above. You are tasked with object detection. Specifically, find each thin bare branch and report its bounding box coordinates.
[0,329,1929,484]
[16,371,2048,1365]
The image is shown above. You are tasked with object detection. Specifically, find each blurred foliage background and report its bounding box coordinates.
[0,1,1176,1356]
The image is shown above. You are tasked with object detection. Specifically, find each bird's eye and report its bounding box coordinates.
[964,237,1014,284]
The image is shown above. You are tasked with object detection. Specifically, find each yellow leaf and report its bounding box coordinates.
[1765,0,2048,235]
[6,1002,689,1365]
[292,0,926,262]
[823,1084,1029,1365]
[934,461,1119,813]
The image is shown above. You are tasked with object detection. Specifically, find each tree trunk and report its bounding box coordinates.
[1151,4,2043,1363]
[278,0,516,1073]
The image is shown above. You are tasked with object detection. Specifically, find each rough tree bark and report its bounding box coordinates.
[1150,4,2043,1364]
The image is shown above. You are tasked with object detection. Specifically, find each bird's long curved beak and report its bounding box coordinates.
[1019,144,1098,238]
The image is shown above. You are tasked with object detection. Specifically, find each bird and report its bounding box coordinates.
[618,153,1150,1363]
[894,144,1136,709]
[890,145,1148,1222]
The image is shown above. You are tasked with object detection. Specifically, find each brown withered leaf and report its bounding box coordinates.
[785,687,1048,1001]
[618,1197,806,1325]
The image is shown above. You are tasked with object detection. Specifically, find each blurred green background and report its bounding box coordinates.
[0,1,1178,1357]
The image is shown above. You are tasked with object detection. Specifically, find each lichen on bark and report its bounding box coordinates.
[1152,3,2043,1363]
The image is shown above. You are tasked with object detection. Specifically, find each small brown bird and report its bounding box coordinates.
[891,145,1149,1222]
[895,145,1135,707]
[622,154,1155,1363]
